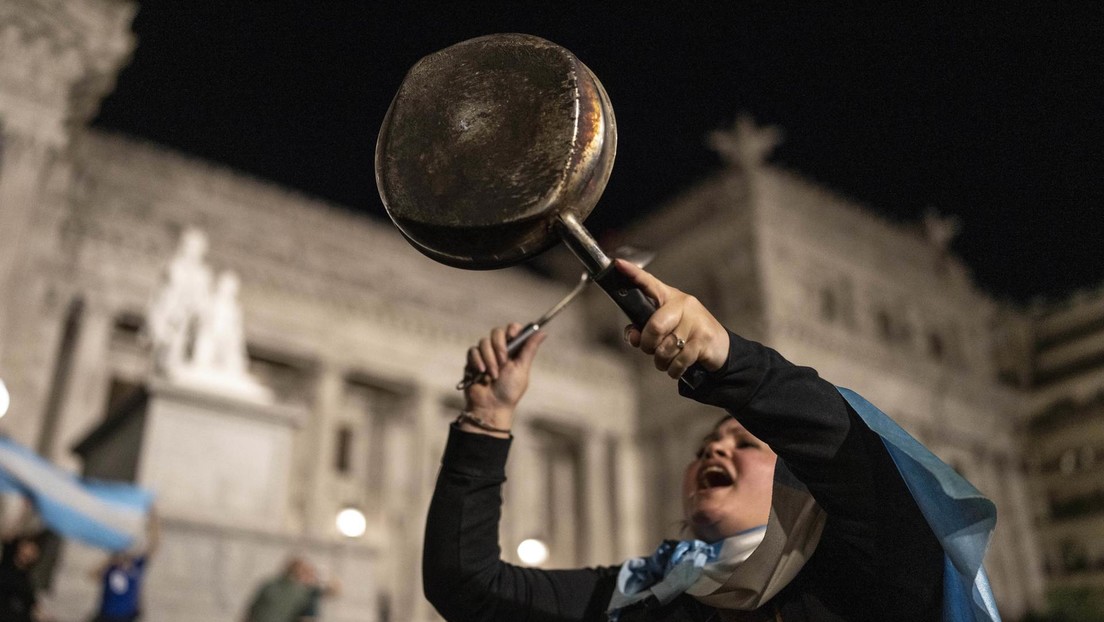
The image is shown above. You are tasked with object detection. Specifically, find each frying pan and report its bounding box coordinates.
[376,33,705,387]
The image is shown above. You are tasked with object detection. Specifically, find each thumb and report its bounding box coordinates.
[514,330,548,367]
[615,258,668,306]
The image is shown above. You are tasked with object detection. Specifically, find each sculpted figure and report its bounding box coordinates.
[191,271,249,378]
[146,229,213,376]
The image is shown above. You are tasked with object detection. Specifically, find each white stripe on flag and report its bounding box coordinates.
[0,444,145,538]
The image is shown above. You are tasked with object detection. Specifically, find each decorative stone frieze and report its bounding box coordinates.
[0,0,135,145]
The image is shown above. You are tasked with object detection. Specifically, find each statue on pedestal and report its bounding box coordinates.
[147,228,212,376]
[146,228,272,403]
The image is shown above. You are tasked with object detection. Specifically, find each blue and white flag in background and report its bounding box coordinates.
[0,436,153,551]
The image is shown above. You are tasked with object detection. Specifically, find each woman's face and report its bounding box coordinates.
[682,418,776,542]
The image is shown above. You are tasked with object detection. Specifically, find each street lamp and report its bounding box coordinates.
[336,506,367,538]
[516,538,549,567]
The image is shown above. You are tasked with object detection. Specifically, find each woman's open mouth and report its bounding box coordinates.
[697,464,735,490]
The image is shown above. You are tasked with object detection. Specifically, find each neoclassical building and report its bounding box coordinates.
[1,4,641,621]
[0,1,1056,621]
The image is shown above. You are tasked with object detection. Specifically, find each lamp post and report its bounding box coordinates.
[336,506,367,538]
[516,538,549,567]
[0,378,9,419]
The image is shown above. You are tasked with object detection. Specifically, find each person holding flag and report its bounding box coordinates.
[0,430,154,621]
[89,506,159,622]
[0,435,153,553]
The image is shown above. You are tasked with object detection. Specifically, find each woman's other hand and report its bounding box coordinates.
[616,259,730,378]
[461,323,547,436]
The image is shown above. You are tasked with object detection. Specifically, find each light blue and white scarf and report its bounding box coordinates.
[607,527,764,617]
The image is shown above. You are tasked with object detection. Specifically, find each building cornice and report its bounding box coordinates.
[0,0,135,145]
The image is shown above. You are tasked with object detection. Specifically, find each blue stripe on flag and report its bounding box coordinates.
[837,387,1002,622]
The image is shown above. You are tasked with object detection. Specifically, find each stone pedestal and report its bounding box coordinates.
[49,380,381,622]
[76,379,299,531]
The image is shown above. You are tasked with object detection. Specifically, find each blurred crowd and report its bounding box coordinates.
[0,500,339,622]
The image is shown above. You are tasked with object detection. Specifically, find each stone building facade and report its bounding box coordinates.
[0,4,641,621]
[0,2,1063,621]
[1005,288,1104,602]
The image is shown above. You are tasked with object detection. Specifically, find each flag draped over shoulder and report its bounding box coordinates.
[0,436,153,551]
[837,387,1002,622]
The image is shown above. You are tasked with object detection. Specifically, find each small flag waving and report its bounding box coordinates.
[0,436,153,551]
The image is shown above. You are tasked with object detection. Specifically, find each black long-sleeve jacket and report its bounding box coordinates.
[423,332,944,621]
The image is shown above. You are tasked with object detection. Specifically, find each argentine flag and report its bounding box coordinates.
[838,388,1001,622]
[0,436,153,551]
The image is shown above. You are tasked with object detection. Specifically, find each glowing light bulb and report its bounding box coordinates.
[517,538,549,566]
[336,507,367,538]
[0,379,9,419]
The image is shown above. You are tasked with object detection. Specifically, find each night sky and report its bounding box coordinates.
[93,2,1104,306]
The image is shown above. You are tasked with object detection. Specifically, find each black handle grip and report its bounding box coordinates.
[591,265,707,389]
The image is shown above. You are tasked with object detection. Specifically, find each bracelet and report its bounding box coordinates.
[455,411,511,435]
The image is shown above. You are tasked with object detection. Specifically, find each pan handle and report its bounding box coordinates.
[590,264,707,389]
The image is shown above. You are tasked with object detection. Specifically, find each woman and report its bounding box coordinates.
[424,260,996,621]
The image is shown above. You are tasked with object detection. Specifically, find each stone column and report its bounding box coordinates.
[612,434,645,559]
[549,445,579,566]
[405,388,441,622]
[0,134,52,350]
[376,389,420,622]
[0,278,66,447]
[582,432,613,565]
[507,421,544,564]
[0,134,55,444]
[308,363,344,537]
[49,299,114,470]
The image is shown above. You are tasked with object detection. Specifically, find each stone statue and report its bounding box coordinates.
[922,207,961,252]
[709,114,783,169]
[146,228,271,402]
[147,228,213,376]
[191,272,248,378]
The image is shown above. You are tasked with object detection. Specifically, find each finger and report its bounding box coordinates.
[490,326,509,365]
[665,339,700,380]
[624,324,641,348]
[639,306,682,355]
[653,348,673,373]
[651,332,686,372]
[515,330,547,367]
[467,346,486,374]
[615,259,670,307]
[505,322,523,341]
[479,337,498,379]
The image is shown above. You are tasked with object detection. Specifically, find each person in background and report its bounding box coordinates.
[243,556,340,622]
[89,506,159,622]
[0,500,49,622]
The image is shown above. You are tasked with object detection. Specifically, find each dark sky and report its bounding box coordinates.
[93,2,1104,306]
